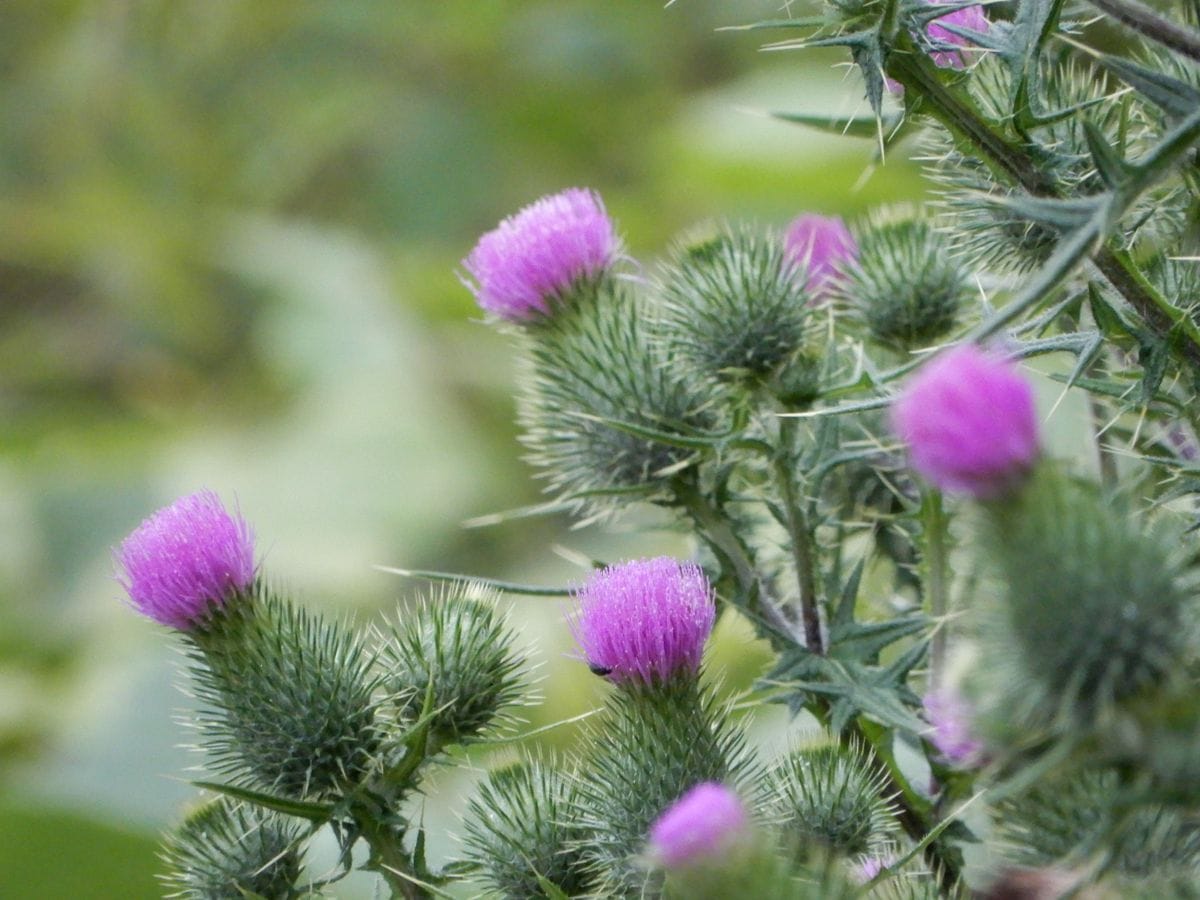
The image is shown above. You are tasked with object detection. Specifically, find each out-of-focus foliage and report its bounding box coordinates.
[0,2,924,896]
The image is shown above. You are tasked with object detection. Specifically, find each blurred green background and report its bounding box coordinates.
[0,1,924,896]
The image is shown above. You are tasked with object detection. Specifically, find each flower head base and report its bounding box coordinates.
[570,557,715,687]
[462,187,618,321]
[925,1,990,69]
[891,345,1039,498]
[116,490,255,629]
[783,214,857,298]
[649,782,748,869]
[923,686,985,768]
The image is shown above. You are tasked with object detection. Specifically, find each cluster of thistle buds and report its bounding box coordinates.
[114,0,1200,896]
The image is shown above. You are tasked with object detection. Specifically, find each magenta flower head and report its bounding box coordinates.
[923,686,985,768]
[925,0,990,69]
[649,782,748,869]
[783,213,857,299]
[461,187,619,321]
[570,557,715,687]
[891,345,1039,498]
[116,490,255,630]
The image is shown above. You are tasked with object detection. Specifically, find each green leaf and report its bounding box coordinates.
[828,614,927,665]
[535,875,572,900]
[1095,53,1200,120]
[374,566,571,596]
[770,110,901,139]
[1083,120,1131,189]
[191,781,335,824]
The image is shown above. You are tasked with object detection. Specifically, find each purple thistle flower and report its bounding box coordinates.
[853,855,895,884]
[115,490,255,629]
[891,345,1040,498]
[649,782,748,869]
[570,557,715,687]
[925,1,990,69]
[461,187,619,321]
[923,686,985,768]
[783,214,857,299]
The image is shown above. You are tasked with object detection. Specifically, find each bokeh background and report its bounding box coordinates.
[0,2,926,896]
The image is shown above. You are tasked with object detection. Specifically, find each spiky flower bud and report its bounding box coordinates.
[116,491,255,629]
[190,587,381,801]
[783,213,857,299]
[922,1,989,70]
[380,586,524,750]
[840,215,971,351]
[161,798,304,900]
[461,758,593,898]
[923,686,984,768]
[649,782,749,869]
[658,224,815,388]
[891,345,1040,498]
[462,187,618,321]
[767,742,899,857]
[570,557,715,688]
[519,276,713,518]
[979,472,1190,725]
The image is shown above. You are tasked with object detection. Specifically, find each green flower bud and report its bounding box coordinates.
[161,798,306,900]
[461,758,593,898]
[767,741,899,857]
[189,585,381,801]
[379,586,525,751]
[519,275,714,519]
[658,224,816,392]
[840,213,970,351]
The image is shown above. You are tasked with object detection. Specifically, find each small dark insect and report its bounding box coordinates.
[588,662,613,677]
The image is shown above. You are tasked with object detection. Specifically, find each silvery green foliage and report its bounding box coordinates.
[378,586,524,750]
[656,224,817,395]
[837,212,971,351]
[189,584,382,801]
[161,798,307,900]
[518,274,714,520]
[461,758,593,898]
[768,742,899,857]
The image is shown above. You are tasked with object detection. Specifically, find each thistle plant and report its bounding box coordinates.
[113,1,1200,896]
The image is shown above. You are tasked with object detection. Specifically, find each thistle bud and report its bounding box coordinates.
[570,557,716,688]
[461,187,618,321]
[380,586,524,750]
[161,798,304,900]
[190,587,381,801]
[115,491,255,630]
[658,224,815,388]
[461,758,593,898]
[649,782,749,869]
[891,345,1040,499]
[840,215,971,351]
[767,742,899,857]
[977,471,1189,731]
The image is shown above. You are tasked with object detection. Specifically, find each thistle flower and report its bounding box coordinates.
[461,187,618,321]
[923,686,984,768]
[891,345,1039,498]
[116,490,255,629]
[570,557,715,687]
[925,1,989,70]
[649,782,748,869]
[783,213,857,298]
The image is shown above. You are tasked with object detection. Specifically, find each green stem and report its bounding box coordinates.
[674,479,804,648]
[1087,0,1200,62]
[355,809,429,900]
[922,489,949,689]
[775,418,825,654]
